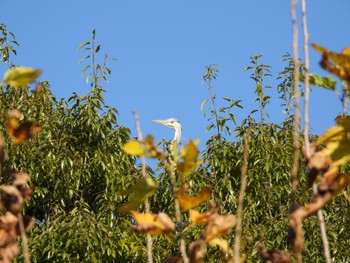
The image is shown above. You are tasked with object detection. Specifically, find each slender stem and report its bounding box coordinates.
[168,158,189,263]
[290,0,302,261]
[18,213,30,263]
[132,111,153,263]
[302,1,331,261]
[233,129,250,263]
[313,184,331,263]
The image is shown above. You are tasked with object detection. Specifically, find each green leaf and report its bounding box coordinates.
[78,41,90,50]
[117,176,157,213]
[3,67,42,87]
[300,73,336,91]
[200,98,209,111]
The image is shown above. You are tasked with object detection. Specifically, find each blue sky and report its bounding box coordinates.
[1,1,350,147]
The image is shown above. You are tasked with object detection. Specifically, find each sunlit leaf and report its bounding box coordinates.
[4,67,42,87]
[333,173,350,197]
[177,140,201,179]
[130,211,175,234]
[122,140,146,156]
[177,184,212,211]
[200,98,209,111]
[117,176,157,213]
[189,210,213,225]
[316,117,350,167]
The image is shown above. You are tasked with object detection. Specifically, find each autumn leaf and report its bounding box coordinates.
[3,67,42,87]
[316,117,350,168]
[130,211,175,235]
[177,184,212,211]
[204,213,236,241]
[117,176,157,213]
[208,238,233,255]
[123,135,163,158]
[189,210,213,225]
[177,140,202,179]
[312,43,350,82]
[7,111,42,144]
[123,140,146,156]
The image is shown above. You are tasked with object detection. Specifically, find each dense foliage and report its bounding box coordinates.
[0,24,350,263]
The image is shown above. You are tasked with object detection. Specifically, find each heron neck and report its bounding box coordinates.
[173,128,182,143]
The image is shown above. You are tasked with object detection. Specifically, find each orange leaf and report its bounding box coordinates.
[189,210,213,225]
[177,185,212,211]
[7,111,41,144]
[131,211,175,235]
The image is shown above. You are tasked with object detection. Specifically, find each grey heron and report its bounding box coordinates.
[153,118,182,144]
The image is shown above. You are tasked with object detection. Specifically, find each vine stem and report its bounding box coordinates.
[290,0,302,262]
[18,213,30,263]
[132,111,153,263]
[233,128,250,263]
[301,1,331,262]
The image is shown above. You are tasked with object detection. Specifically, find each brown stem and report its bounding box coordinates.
[233,129,250,263]
[290,0,302,261]
[132,110,153,263]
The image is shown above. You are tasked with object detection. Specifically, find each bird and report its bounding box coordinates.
[153,118,182,144]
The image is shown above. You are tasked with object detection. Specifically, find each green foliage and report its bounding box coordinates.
[1,25,349,263]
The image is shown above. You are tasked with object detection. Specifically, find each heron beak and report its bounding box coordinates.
[153,119,167,125]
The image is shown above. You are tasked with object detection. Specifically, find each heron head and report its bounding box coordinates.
[153,118,181,130]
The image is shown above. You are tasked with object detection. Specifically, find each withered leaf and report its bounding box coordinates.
[204,213,236,241]
[258,246,291,263]
[131,211,175,235]
[7,111,42,144]
[188,240,206,263]
[0,186,24,214]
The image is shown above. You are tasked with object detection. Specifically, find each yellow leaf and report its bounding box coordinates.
[180,140,200,161]
[4,67,42,87]
[333,173,350,197]
[123,140,146,156]
[131,211,175,234]
[189,210,213,225]
[117,176,157,213]
[316,117,350,167]
[177,184,211,211]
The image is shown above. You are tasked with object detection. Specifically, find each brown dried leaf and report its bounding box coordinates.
[7,112,42,144]
[0,186,24,214]
[0,242,19,263]
[0,212,18,246]
[131,211,175,235]
[205,213,236,241]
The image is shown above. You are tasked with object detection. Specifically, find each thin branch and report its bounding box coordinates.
[233,128,250,263]
[301,1,331,261]
[168,158,189,263]
[17,213,30,263]
[132,110,153,263]
[290,0,302,261]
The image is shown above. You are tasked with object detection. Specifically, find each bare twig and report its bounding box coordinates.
[301,1,331,262]
[17,213,30,263]
[132,110,153,263]
[168,157,189,263]
[290,0,302,261]
[233,128,250,263]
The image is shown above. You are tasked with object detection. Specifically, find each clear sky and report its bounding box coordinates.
[1,1,350,147]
